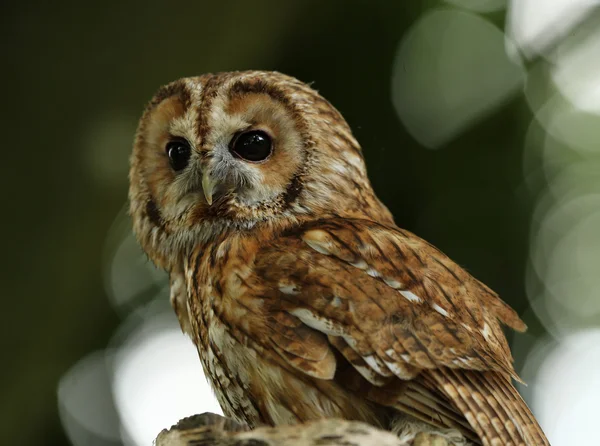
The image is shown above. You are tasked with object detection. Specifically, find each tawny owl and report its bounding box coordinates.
[129,71,549,446]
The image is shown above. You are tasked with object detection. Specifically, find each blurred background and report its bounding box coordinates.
[2,0,600,445]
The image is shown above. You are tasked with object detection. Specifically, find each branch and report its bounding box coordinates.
[155,413,453,446]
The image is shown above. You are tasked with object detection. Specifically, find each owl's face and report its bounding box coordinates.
[129,71,392,270]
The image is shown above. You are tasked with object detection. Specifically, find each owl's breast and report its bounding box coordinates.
[184,244,269,426]
[195,309,264,426]
[198,310,383,429]
[184,239,383,429]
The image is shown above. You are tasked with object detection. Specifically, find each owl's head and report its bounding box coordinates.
[129,71,392,269]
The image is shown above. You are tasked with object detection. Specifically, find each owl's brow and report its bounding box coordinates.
[146,79,191,114]
[227,78,292,106]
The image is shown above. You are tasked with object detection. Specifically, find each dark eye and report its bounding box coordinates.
[166,139,191,171]
[230,130,272,162]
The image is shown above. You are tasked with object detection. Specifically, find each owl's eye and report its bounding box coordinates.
[166,139,191,171]
[230,130,272,162]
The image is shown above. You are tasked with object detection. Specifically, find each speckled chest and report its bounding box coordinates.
[182,238,267,426]
[194,307,263,426]
[182,236,383,429]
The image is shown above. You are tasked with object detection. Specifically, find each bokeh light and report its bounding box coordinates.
[103,209,168,315]
[58,352,122,446]
[522,330,600,445]
[507,0,600,59]
[514,1,600,443]
[111,306,221,446]
[444,0,506,13]
[60,206,220,446]
[391,8,525,148]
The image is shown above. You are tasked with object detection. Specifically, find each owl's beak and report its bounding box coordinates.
[201,170,217,206]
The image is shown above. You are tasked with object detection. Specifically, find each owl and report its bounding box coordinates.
[129,71,549,446]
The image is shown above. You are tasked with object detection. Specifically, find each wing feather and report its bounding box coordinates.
[249,218,548,445]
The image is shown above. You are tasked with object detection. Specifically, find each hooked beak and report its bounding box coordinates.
[201,169,217,206]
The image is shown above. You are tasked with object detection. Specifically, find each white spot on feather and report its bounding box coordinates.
[458,357,472,366]
[366,267,380,278]
[328,160,349,175]
[279,282,300,295]
[432,303,449,317]
[349,259,368,270]
[400,290,422,303]
[302,230,336,256]
[363,355,393,376]
[383,277,403,289]
[345,152,366,171]
[481,322,492,341]
[289,308,344,335]
[352,363,389,386]
[383,360,415,380]
[342,335,359,351]
[304,239,331,255]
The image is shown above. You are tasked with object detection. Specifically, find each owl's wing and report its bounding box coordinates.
[252,218,547,445]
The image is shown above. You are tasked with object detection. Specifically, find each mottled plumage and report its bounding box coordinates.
[129,71,549,445]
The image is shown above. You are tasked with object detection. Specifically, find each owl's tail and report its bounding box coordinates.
[426,368,550,446]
